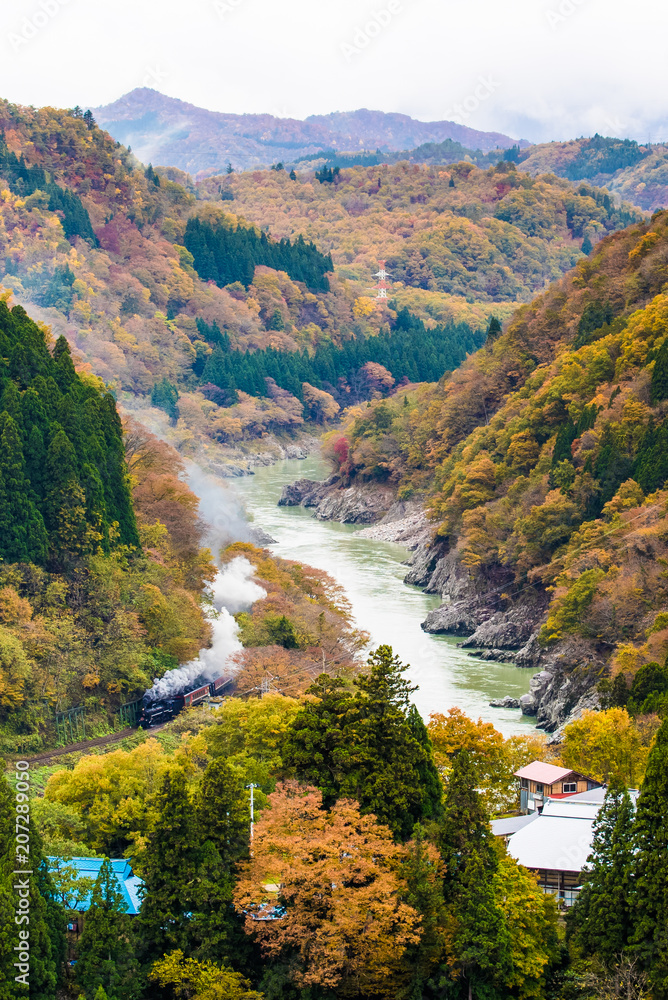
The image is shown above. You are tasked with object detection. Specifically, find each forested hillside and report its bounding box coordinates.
[329,209,668,727]
[0,98,646,463]
[198,160,639,304]
[517,134,668,212]
[0,295,218,750]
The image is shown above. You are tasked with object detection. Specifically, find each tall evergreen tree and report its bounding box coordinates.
[0,412,48,564]
[651,337,668,404]
[283,649,443,839]
[447,850,511,1000]
[630,716,668,998]
[438,750,495,892]
[281,674,354,807]
[190,759,250,966]
[569,777,635,966]
[134,769,201,967]
[76,859,137,1000]
[0,771,58,1000]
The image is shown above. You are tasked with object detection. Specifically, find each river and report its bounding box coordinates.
[230,455,534,736]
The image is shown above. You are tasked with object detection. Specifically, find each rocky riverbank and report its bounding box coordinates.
[278,472,601,734]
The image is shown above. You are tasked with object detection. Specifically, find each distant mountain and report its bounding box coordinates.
[93,89,526,176]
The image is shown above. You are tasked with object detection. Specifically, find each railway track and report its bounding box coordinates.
[11,725,165,767]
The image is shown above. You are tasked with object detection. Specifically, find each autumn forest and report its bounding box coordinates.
[0,81,668,1000]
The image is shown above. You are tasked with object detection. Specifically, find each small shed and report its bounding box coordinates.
[514,761,602,814]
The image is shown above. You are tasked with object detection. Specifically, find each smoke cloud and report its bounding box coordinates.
[184,461,254,562]
[145,557,266,701]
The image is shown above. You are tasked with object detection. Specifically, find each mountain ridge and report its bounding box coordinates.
[93,88,527,175]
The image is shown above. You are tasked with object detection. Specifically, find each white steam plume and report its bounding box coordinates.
[184,461,256,562]
[145,556,266,701]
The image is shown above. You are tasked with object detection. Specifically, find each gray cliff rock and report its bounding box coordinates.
[489,696,521,708]
[278,476,397,524]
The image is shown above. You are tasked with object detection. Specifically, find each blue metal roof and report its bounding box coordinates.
[48,857,144,916]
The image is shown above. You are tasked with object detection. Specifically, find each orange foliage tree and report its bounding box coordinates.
[234,782,433,996]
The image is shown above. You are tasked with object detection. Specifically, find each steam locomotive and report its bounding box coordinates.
[137,675,234,729]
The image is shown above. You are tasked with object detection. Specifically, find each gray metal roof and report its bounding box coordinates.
[491,813,540,837]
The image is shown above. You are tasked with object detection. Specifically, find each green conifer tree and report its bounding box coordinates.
[0,413,49,564]
[134,769,201,966]
[0,771,58,1000]
[343,646,442,839]
[448,850,511,1000]
[486,316,502,342]
[438,750,495,892]
[651,337,668,404]
[281,674,353,806]
[190,759,250,965]
[569,777,635,966]
[76,858,137,1000]
[630,716,668,997]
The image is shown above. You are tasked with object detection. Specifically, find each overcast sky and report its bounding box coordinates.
[1,0,667,143]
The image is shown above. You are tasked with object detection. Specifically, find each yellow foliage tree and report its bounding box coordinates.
[561,708,661,787]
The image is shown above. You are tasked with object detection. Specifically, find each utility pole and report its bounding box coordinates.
[246,783,259,841]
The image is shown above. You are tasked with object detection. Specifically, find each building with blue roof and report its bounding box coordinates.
[48,857,144,916]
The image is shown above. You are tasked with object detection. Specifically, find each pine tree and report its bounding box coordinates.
[406,704,444,822]
[569,777,635,965]
[76,858,137,1000]
[190,759,250,965]
[0,412,49,564]
[448,850,511,1000]
[581,232,593,255]
[134,769,201,966]
[281,674,353,806]
[651,337,668,404]
[486,315,502,342]
[344,646,442,839]
[630,716,668,997]
[0,771,58,1000]
[438,750,495,892]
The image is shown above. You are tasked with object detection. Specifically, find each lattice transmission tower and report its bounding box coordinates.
[373,260,390,300]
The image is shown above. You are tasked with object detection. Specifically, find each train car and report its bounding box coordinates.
[182,682,212,709]
[210,675,234,697]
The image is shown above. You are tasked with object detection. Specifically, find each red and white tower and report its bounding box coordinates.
[373,260,390,300]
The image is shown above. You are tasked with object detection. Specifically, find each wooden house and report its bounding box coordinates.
[514,761,602,814]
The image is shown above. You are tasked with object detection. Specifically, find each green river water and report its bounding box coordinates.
[230,455,535,736]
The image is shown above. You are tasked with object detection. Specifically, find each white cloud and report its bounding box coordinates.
[0,0,667,143]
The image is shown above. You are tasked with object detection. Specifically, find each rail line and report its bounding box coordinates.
[9,725,167,767]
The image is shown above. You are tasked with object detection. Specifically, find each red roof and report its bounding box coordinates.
[514,761,576,785]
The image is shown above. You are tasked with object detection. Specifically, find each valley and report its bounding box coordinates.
[1,79,668,1000]
[230,455,534,734]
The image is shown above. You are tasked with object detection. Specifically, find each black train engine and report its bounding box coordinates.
[137,675,233,729]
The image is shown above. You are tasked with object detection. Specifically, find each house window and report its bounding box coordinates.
[535,783,544,794]
[520,778,529,789]
[563,782,577,793]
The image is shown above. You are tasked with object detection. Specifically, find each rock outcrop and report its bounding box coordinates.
[278,476,398,524]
